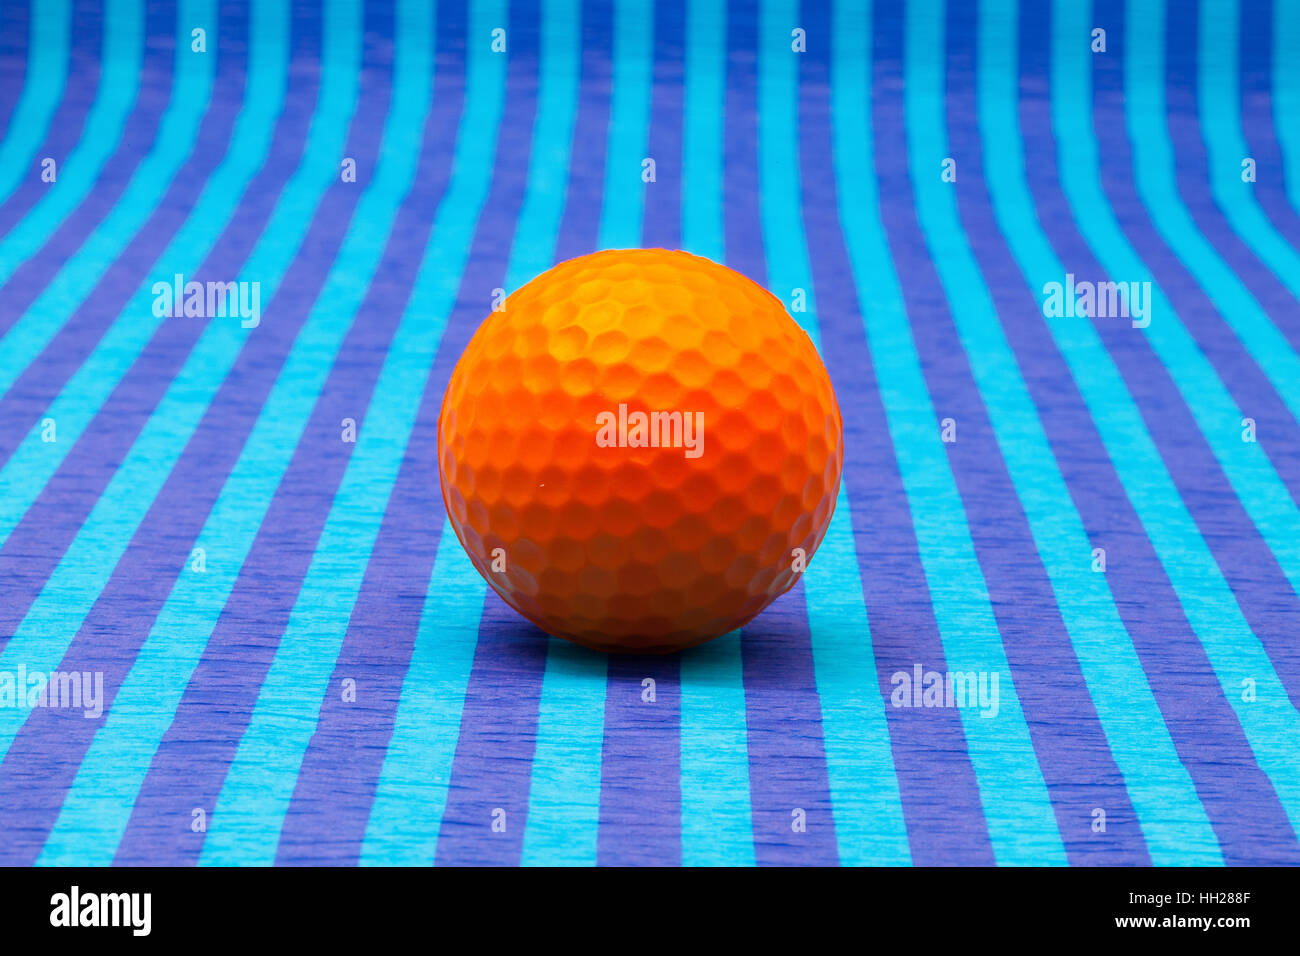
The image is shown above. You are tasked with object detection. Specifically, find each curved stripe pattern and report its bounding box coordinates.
[0,0,1296,866]
[0,0,68,211]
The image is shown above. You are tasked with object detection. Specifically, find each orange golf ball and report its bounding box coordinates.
[437,248,843,653]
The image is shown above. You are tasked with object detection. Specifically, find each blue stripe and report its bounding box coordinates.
[1240,0,1300,254]
[679,0,726,263]
[36,0,359,867]
[675,0,756,869]
[0,1,250,752]
[828,0,993,865]
[516,0,619,867]
[679,633,754,865]
[435,599,550,866]
[864,0,1068,866]
[0,0,254,865]
[1108,0,1300,704]
[521,641,606,866]
[201,0,509,865]
[507,0,581,291]
[919,0,1218,863]
[0,0,105,240]
[0,0,30,132]
[0,0,70,209]
[0,0,215,398]
[277,0,542,866]
[1123,0,1300,444]
[765,0,909,866]
[905,0,1151,864]
[1160,0,1300,516]
[1275,0,1300,212]
[1048,0,1300,845]
[798,1,913,867]
[1198,0,1300,307]
[0,2,279,555]
[1102,0,1300,587]
[1002,0,1298,865]
[594,0,685,868]
[726,0,837,867]
[355,0,576,869]
[641,0,686,252]
[598,0,654,249]
[0,0,147,289]
[358,538,488,865]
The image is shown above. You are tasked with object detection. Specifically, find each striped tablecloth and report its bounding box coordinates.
[0,0,1298,866]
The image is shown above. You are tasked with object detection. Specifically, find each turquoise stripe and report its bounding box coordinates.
[359,531,488,865]
[913,0,1220,863]
[0,0,284,551]
[363,0,581,869]
[0,0,216,397]
[597,0,653,249]
[35,0,359,868]
[0,0,145,291]
[1199,0,1300,306]
[513,0,601,869]
[514,0,599,869]
[758,0,818,347]
[1275,0,1300,215]
[679,633,753,866]
[200,0,509,866]
[523,0,658,867]
[0,0,295,772]
[1050,0,1300,835]
[679,0,725,262]
[520,642,607,866]
[801,486,911,866]
[761,0,908,866]
[677,0,754,866]
[1126,0,1300,449]
[506,0,580,290]
[0,0,70,208]
[1124,0,1300,591]
[833,0,1067,866]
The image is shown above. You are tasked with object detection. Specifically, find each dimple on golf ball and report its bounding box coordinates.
[437,248,843,653]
